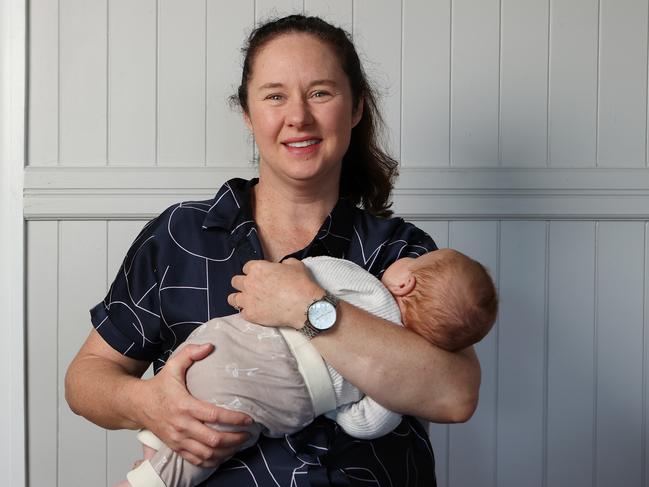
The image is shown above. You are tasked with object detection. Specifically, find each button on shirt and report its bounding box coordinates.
[91,177,438,486]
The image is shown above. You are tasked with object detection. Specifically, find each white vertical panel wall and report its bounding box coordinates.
[597,0,648,166]
[206,1,254,165]
[596,223,645,486]
[548,0,598,166]
[158,0,206,165]
[547,222,596,486]
[25,0,649,486]
[108,0,156,164]
[451,0,500,167]
[498,222,547,487]
[499,0,548,166]
[26,222,58,487]
[402,0,450,167]
[59,0,107,164]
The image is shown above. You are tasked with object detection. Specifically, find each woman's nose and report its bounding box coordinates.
[285,98,314,127]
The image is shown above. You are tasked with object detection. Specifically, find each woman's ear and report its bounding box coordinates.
[351,97,364,128]
[387,273,416,297]
[243,111,253,131]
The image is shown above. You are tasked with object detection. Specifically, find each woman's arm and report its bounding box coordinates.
[313,301,480,422]
[230,259,480,423]
[65,329,253,466]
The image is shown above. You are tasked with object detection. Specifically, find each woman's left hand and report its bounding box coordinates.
[229,258,324,329]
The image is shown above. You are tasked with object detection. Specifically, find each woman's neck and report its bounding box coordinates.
[252,179,339,262]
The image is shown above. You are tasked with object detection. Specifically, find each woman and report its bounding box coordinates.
[66,15,480,486]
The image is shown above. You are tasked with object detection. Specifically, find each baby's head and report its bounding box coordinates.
[381,249,498,352]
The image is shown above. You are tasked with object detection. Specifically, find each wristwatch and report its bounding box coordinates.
[298,292,339,339]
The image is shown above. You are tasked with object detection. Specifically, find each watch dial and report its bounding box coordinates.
[308,301,336,330]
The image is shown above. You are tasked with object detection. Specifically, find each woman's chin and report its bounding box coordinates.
[260,161,341,188]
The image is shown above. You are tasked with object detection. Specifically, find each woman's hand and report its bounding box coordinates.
[66,330,253,467]
[229,258,324,329]
[137,343,253,467]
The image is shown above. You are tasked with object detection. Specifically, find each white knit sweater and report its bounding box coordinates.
[302,256,403,439]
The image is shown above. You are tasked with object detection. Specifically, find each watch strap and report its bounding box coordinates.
[322,292,339,307]
[299,321,322,339]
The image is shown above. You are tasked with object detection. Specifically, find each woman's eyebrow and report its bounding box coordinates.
[309,79,338,88]
[257,79,339,90]
[258,82,284,90]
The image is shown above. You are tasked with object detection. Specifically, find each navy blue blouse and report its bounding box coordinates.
[91,178,438,486]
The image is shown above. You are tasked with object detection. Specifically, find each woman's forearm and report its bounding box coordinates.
[312,301,481,423]
[65,332,150,430]
[65,357,146,430]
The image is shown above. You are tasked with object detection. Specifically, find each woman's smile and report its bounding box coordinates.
[282,136,322,155]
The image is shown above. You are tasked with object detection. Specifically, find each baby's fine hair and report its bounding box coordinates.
[402,249,498,352]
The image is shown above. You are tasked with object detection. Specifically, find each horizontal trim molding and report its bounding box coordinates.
[24,166,649,220]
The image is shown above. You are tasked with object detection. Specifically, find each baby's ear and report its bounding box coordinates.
[387,274,416,297]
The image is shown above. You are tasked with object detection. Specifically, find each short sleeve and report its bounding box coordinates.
[90,217,164,361]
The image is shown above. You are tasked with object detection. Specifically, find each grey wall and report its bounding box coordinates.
[25,1,649,486]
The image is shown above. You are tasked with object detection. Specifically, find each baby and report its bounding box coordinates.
[120,249,498,487]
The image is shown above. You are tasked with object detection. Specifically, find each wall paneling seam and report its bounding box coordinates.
[645,4,649,167]
[56,0,60,165]
[595,0,601,168]
[56,220,61,487]
[545,0,551,167]
[399,0,403,165]
[497,0,503,167]
[494,220,502,487]
[154,0,159,166]
[448,0,453,168]
[542,221,550,487]
[592,221,599,487]
[105,0,109,166]
[643,222,648,487]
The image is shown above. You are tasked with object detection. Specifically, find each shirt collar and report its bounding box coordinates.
[292,197,355,260]
[202,177,356,259]
[201,178,256,231]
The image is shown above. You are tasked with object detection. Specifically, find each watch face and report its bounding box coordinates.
[307,299,337,330]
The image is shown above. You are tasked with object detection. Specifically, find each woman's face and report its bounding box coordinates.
[244,33,362,190]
